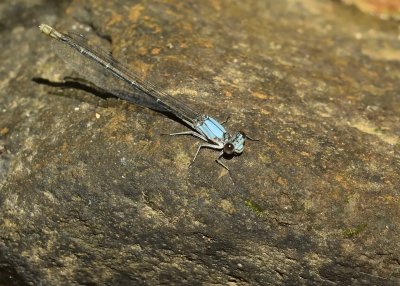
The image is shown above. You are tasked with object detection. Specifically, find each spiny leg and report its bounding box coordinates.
[190,143,222,167]
[245,134,259,141]
[220,114,231,125]
[165,131,232,172]
[166,130,208,142]
[216,151,234,180]
[216,151,230,171]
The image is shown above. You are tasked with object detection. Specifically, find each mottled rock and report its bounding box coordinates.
[0,0,399,285]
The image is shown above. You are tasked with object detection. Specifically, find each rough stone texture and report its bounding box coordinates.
[1,0,399,285]
[342,0,400,20]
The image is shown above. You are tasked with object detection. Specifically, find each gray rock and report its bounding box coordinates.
[0,0,399,285]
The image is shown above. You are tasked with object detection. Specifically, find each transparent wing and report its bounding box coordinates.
[49,29,200,123]
[50,35,168,112]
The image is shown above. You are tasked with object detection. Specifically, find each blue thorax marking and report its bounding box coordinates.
[231,133,245,153]
[197,116,226,141]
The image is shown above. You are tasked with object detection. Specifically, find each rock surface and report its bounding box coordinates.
[0,0,399,285]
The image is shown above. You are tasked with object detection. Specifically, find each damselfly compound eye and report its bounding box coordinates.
[223,143,235,155]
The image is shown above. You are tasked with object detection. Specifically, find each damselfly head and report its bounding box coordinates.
[224,132,246,155]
